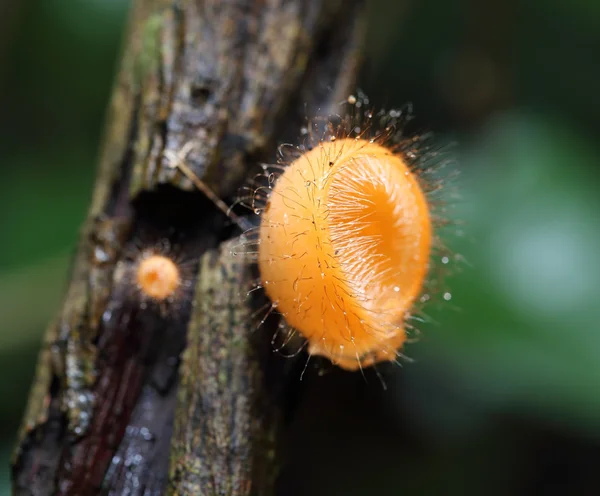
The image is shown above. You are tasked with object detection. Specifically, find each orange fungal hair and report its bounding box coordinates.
[258,137,432,370]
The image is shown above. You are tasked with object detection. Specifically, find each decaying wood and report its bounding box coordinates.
[168,240,278,495]
[12,0,364,494]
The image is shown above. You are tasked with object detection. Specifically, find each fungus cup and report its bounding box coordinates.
[136,253,181,302]
[258,137,432,370]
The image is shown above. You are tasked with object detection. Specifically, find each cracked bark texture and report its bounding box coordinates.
[11,0,365,495]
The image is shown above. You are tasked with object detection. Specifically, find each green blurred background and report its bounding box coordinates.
[1,0,599,494]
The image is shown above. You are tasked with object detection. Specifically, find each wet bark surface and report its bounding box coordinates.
[11,0,364,495]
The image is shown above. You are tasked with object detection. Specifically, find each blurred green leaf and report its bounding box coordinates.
[421,114,600,434]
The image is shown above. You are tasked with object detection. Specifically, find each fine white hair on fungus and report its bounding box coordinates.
[234,93,457,372]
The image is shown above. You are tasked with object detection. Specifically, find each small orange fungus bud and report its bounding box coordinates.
[136,254,181,301]
[258,138,432,370]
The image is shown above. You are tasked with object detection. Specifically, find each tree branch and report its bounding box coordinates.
[12,0,364,494]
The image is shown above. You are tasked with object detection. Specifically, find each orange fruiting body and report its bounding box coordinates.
[258,138,432,370]
[136,254,181,301]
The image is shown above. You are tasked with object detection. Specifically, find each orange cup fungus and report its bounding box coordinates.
[258,138,432,370]
[136,253,181,302]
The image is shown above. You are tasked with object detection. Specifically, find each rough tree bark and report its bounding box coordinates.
[12,0,365,495]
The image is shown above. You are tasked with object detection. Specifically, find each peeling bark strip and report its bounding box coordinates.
[12,0,364,495]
